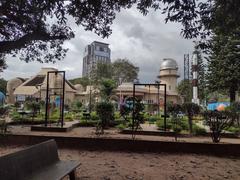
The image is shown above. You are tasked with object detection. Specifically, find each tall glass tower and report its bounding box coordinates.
[82,41,111,77]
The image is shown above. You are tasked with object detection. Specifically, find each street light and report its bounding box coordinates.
[35,83,43,102]
[155,80,161,116]
[119,77,123,110]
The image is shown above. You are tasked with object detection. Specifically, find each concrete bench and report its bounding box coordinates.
[0,139,80,180]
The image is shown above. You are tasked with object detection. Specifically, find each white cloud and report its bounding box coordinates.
[1,7,194,82]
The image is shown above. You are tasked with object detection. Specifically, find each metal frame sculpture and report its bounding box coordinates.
[132,83,167,138]
[45,71,65,127]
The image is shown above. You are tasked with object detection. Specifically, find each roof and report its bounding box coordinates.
[14,68,76,96]
[160,58,178,70]
[24,75,45,86]
[92,41,109,46]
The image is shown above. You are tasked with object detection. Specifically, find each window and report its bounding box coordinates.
[99,47,104,51]
[169,85,171,90]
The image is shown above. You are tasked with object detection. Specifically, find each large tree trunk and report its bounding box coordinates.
[229,87,236,103]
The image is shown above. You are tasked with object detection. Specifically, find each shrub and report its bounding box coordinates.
[156,118,172,130]
[75,113,82,120]
[224,126,240,134]
[90,111,99,120]
[114,112,121,119]
[192,125,207,135]
[79,120,97,127]
[96,101,114,132]
[64,114,74,121]
[143,112,150,121]
[116,123,126,130]
[182,102,200,133]
[204,110,237,143]
[179,117,189,131]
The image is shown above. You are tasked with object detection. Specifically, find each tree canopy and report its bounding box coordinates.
[112,59,139,83]
[206,34,240,103]
[177,79,192,103]
[1,0,239,65]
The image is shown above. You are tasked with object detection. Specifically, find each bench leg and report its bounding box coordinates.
[69,170,76,180]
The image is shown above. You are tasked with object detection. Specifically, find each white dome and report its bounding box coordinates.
[160,58,178,70]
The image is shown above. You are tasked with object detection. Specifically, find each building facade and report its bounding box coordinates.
[115,58,182,109]
[6,68,77,105]
[82,41,111,77]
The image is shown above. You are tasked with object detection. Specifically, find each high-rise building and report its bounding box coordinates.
[82,41,111,77]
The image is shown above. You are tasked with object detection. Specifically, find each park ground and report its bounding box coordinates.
[0,145,240,180]
[7,124,240,144]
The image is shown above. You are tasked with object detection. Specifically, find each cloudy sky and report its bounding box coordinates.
[2,7,194,83]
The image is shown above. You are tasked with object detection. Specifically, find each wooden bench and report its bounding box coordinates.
[0,139,80,180]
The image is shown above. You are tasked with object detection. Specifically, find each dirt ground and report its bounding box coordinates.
[8,125,240,144]
[0,146,240,180]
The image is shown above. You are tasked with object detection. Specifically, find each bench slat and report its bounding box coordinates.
[24,160,80,180]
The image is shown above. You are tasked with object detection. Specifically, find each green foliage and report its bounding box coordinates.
[116,123,126,130]
[64,113,74,121]
[69,77,89,89]
[192,125,207,135]
[90,111,99,121]
[206,35,240,102]
[90,62,113,84]
[224,126,240,134]
[0,78,7,94]
[156,118,172,130]
[99,78,117,101]
[0,106,8,116]
[25,101,41,121]
[112,59,139,83]
[182,102,200,133]
[167,103,182,115]
[2,0,240,70]
[204,110,238,143]
[71,100,82,112]
[79,120,98,127]
[177,80,192,103]
[131,99,145,131]
[96,101,114,131]
[120,103,131,121]
[114,112,121,119]
[0,119,7,134]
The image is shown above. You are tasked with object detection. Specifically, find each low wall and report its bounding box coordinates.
[121,130,240,138]
[0,134,240,157]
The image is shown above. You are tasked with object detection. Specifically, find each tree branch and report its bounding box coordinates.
[0,30,68,53]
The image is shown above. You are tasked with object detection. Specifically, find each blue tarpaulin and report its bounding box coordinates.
[207,102,230,111]
[0,91,5,105]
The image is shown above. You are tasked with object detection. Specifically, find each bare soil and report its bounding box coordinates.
[8,125,240,144]
[0,146,240,180]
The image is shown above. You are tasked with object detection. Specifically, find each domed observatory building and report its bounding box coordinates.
[158,58,181,103]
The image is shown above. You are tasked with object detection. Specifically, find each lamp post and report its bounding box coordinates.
[119,77,123,110]
[155,80,160,116]
[35,83,42,102]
